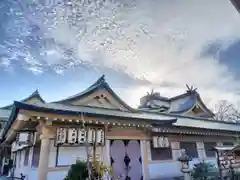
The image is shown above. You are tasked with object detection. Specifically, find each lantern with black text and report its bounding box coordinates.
[16,132,32,145]
[87,128,95,144]
[78,129,86,144]
[96,128,105,145]
[56,128,67,144]
[68,128,78,144]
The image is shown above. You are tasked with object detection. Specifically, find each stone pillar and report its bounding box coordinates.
[140,140,150,180]
[146,141,152,161]
[37,135,51,180]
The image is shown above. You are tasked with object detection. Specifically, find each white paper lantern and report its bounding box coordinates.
[87,128,95,144]
[78,129,86,144]
[68,128,78,144]
[153,136,158,148]
[164,137,169,147]
[158,137,165,147]
[96,129,105,145]
[18,132,31,145]
[56,128,67,144]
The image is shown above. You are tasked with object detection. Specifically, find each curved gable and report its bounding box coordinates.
[169,90,214,118]
[182,93,214,118]
[54,75,135,112]
[1,90,45,110]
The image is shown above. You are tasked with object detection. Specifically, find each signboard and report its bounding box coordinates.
[56,127,105,146]
[16,132,34,146]
[152,136,170,148]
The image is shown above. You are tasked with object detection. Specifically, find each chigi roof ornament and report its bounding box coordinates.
[96,75,106,84]
[186,84,197,94]
[147,89,154,96]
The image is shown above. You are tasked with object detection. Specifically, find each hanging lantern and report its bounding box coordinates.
[158,137,165,147]
[96,129,105,145]
[87,128,95,144]
[56,128,67,144]
[67,128,78,144]
[153,136,158,148]
[16,129,33,145]
[78,129,86,144]
[164,137,170,147]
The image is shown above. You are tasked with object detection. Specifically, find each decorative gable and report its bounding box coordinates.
[68,89,129,110]
[185,101,214,118]
[25,97,42,104]
[54,75,134,112]
[1,90,45,110]
[138,85,214,118]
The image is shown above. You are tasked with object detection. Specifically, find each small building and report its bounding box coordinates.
[1,75,240,180]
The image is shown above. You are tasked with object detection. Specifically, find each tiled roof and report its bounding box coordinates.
[0,101,177,141]
[141,110,240,132]
[0,109,11,120]
[139,91,214,117]
[14,101,177,122]
[0,90,45,110]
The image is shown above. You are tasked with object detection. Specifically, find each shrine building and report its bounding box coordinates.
[0,75,240,180]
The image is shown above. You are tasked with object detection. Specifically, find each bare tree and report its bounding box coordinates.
[214,100,240,122]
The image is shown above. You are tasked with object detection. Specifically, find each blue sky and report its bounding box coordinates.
[0,0,240,109]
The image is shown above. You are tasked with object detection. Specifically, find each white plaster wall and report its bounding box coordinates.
[47,140,106,180]
[48,171,68,180]
[147,141,219,179]
[12,146,39,180]
[27,169,38,180]
[13,149,32,178]
[149,161,182,179]
[48,140,106,167]
[148,157,218,179]
[48,140,57,167]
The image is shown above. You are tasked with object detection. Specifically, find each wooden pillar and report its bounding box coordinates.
[37,135,50,180]
[140,140,150,180]
[103,139,111,166]
[196,141,206,160]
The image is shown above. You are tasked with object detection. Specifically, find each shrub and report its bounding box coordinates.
[191,162,216,180]
[92,161,112,179]
[64,160,112,180]
[64,160,88,180]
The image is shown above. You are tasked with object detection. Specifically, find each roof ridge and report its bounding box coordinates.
[54,75,106,102]
[170,91,196,101]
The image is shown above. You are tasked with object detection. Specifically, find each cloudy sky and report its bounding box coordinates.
[0,0,240,110]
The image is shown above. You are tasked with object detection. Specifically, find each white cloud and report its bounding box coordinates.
[4,0,240,108]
